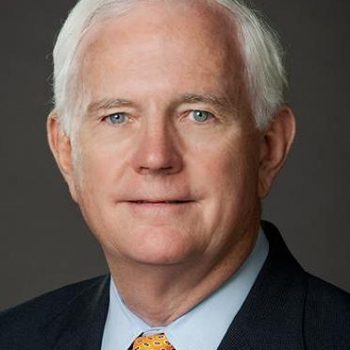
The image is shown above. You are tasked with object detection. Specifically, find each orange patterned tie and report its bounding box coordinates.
[132,333,175,350]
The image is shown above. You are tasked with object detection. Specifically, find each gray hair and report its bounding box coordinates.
[52,0,287,135]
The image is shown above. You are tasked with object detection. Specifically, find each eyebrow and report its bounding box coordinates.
[177,93,236,114]
[179,93,229,106]
[87,98,135,114]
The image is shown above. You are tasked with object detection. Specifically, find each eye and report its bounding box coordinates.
[105,112,129,125]
[190,110,214,123]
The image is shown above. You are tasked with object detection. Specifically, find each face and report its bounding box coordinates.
[58,1,266,267]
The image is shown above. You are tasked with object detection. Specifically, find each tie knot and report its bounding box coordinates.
[132,333,175,350]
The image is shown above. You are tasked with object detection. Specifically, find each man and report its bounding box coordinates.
[1,0,349,349]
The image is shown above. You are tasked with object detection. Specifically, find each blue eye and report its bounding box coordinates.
[106,112,128,125]
[191,110,213,123]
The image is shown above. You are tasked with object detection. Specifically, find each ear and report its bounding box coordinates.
[258,105,296,198]
[47,113,78,202]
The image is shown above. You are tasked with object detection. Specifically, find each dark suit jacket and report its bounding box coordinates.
[1,221,350,349]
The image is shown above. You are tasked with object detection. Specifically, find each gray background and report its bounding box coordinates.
[1,0,349,310]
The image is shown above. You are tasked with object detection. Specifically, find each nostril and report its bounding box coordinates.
[138,165,174,174]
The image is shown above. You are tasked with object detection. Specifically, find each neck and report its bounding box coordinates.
[105,224,260,326]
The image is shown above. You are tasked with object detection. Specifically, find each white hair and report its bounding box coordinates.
[52,0,287,135]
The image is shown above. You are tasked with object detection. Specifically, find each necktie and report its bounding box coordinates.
[132,333,175,350]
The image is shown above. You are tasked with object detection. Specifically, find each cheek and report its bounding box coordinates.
[71,145,117,230]
[193,134,260,222]
[197,134,258,191]
[72,149,123,252]
[74,134,125,189]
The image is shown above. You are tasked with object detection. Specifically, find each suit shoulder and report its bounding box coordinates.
[0,275,109,349]
[307,274,350,301]
[0,275,108,322]
[304,274,350,348]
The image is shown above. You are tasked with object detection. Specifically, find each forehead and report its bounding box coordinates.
[78,0,245,102]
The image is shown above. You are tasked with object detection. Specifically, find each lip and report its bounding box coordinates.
[127,200,194,204]
[125,200,195,208]
[124,200,195,214]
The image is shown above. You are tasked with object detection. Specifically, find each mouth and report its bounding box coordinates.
[124,199,195,216]
[129,200,194,205]
[130,200,193,204]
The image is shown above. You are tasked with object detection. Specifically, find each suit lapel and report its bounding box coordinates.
[43,276,110,350]
[218,222,307,350]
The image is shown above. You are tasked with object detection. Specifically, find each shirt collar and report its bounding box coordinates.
[101,229,269,350]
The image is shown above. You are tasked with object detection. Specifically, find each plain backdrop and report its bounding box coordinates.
[1,0,350,310]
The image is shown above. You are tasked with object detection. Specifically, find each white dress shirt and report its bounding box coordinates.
[101,229,269,350]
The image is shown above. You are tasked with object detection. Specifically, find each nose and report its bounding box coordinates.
[131,120,183,176]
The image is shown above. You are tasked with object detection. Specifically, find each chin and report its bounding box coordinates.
[113,225,201,266]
